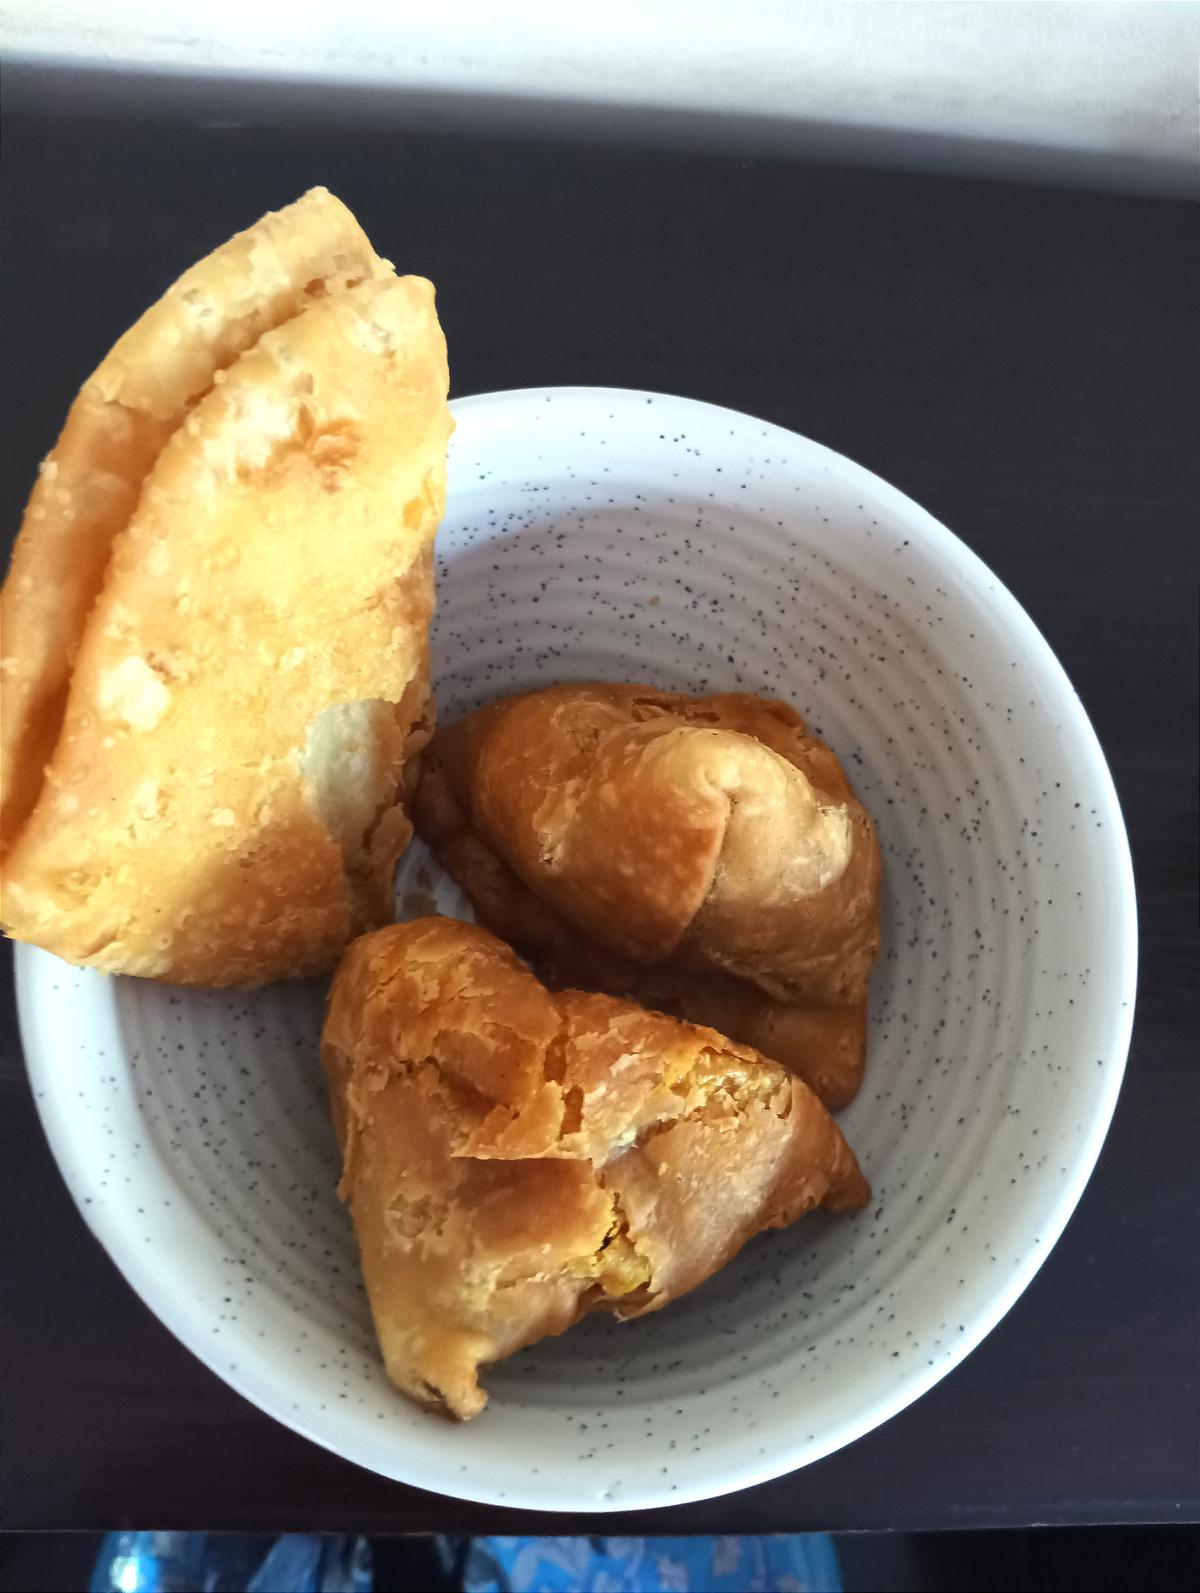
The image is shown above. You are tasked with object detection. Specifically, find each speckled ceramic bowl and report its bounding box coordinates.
[17,387,1136,1510]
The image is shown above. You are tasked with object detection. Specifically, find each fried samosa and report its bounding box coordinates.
[413,686,881,1107]
[1,191,452,983]
[321,916,869,1418]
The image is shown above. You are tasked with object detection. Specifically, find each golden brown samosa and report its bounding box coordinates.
[1,193,452,984]
[321,916,869,1419]
[414,686,881,1107]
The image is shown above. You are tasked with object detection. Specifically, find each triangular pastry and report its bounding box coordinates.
[1,195,451,983]
[414,686,881,1106]
[322,916,869,1418]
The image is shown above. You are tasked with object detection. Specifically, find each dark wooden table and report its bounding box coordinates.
[2,99,1196,1535]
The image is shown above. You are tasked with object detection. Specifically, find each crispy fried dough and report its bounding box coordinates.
[2,253,452,984]
[1,187,387,847]
[322,917,869,1418]
[413,686,881,1106]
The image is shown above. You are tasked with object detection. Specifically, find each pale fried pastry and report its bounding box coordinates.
[1,204,453,984]
[321,916,869,1418]
[413,686,882,1106]
[0,187,387,849]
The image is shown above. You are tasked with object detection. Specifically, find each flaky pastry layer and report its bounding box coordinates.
[1,194,452,983]
[322,916,869,1418]
[414,686,882,1106]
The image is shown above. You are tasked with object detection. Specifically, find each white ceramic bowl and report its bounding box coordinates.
[17,387,1136,1511]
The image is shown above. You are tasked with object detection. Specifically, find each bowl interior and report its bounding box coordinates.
[18,387,1135,1510]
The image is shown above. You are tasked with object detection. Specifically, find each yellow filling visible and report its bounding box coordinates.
[593,1227,652,1296]
[562,1206,653,1298]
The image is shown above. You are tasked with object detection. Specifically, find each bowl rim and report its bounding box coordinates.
[16,384,1138,1511]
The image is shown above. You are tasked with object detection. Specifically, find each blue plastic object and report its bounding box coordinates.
[88,1532,372,1593]
[448,1533,842,1593]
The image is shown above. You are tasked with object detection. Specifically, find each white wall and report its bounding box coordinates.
[3,1,1196,193]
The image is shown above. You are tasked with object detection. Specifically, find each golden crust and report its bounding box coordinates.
[412,685,882,1107]
[2,269,452,985]
[321,917,869,1419]
[0,188,387,850]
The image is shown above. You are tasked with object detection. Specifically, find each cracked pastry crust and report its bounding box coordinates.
[321,916,870,1420]
[412,685,882,1107]
[1,193,452,984]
